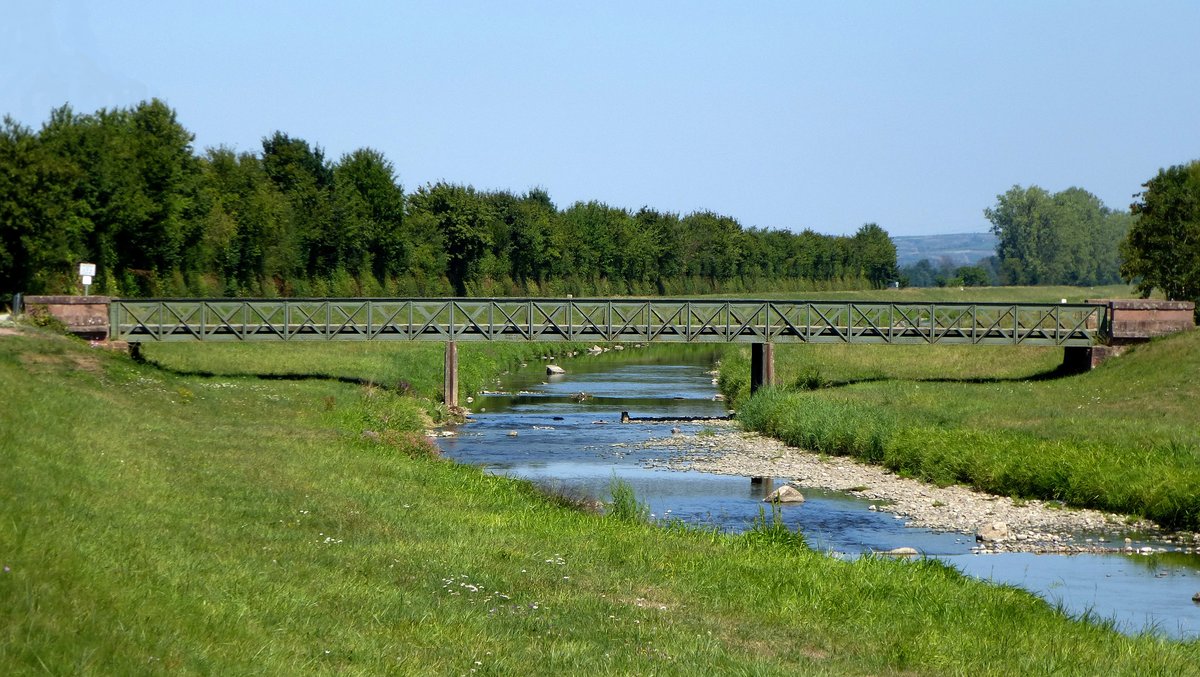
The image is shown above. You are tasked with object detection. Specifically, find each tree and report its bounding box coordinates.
[0,116,88,298]
[955,265,990,287]
[332,148,406,280]
[1121,160,1200,303]
[407,183,492,295]
[506,189,557,284]
[986,186,1056,285]
[34,100,200,294]
[195,147,288,293]
[261,132,334,277]
[899,259,939,287]
[986,184,1128,286]
[849,223,897,288]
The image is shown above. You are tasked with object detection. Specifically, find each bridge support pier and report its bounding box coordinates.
[444,341,458,408]
[750,476,775,496]
[750,342,775,394]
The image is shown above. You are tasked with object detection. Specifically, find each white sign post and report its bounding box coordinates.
[79,263,96,296]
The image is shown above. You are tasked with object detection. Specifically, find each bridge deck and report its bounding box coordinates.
[109,298,1106,347]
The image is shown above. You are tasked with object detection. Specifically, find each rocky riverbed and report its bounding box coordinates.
[639,421,1200,555]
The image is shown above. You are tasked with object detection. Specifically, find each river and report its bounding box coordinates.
[436,349,1200,639]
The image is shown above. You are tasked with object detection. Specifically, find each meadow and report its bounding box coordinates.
[4,323,1199,674]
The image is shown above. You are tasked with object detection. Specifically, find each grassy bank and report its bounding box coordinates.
[137,340,595,403]
[3,326,1199,674]
[720,325,1200,529]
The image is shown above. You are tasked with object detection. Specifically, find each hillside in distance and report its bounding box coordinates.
[892,232,997,267]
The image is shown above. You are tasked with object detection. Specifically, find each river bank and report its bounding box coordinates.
[10,326,1200,671]
[641,421,1199,555]
[719,330,1200,531]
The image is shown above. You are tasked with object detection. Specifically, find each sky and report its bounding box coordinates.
[3,1,1198,237]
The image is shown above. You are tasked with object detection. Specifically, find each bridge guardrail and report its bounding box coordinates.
[109,298,1107,347]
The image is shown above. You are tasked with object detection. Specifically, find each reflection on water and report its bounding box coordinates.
[438,352,1200,639]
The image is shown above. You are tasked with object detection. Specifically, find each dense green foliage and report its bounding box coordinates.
[985,185,1131,286]
[1121,160,1200,306]
[1,101,898,302]
[721,322,1200,530]
[4,327,1199,674]
[899,258,996,288]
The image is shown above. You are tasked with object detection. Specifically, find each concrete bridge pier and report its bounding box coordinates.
[750,342,775,393]
[444,341,458,407]
[750,476,775,496]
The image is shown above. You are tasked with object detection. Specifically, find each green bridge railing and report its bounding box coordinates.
[109,298,1107,347]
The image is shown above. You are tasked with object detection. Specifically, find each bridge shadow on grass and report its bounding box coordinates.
[137,355,414,394]
[807,364,1080,391]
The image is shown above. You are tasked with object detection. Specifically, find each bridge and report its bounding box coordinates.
[101,297,1110,406]
[20,296,1125,407]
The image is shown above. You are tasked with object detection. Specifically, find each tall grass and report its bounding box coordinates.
[728,329,1200,529]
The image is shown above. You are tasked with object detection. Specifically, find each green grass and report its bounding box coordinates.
[708,282,1139,303]
[721,315,1200,528]
[3,325,1200,674]
[136,340,594,402]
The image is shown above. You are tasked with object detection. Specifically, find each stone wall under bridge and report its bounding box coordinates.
[1062,299,1195,371]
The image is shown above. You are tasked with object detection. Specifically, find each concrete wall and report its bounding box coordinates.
[1089,299,1195,343]
[21,295,110,339]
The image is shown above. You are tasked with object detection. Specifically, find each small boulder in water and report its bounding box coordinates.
[506,430,519,437]
[546,364,566,375]
[881,547,919,557]
[976,521,1010,542]
[764,485,805,503]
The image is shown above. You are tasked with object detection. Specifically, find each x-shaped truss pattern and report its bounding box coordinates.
[109,298,1106,346]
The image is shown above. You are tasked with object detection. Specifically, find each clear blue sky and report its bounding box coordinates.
[3,1,1198,236]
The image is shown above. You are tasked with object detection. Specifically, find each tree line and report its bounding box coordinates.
[0,100,898,302]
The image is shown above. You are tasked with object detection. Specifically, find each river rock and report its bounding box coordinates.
[976,521,1010,542]
[764,485,806,503]
[546,364,566,375]
[506,430,519,437]
[587,345,603,355]
[1192,592,1200,603]
[882,547,919,556]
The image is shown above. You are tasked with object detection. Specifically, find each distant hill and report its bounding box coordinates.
[892,232,997,267]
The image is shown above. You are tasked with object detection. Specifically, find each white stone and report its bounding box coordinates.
[546,365,566,375]
[764,485,806,503]
[976,521,1010,543]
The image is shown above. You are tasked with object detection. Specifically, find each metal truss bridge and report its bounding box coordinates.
[109,298,1107,347]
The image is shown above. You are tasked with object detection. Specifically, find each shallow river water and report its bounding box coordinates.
[437,351,1200,639]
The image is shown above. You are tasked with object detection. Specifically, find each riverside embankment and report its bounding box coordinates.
[7,325,1200,673]
[440,351,1200,638]
[718,330,1200,532]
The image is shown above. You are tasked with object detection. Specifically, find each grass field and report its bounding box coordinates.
[4,324,1199,674]
[709,282,1138,303]
[717,285,1200,529]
